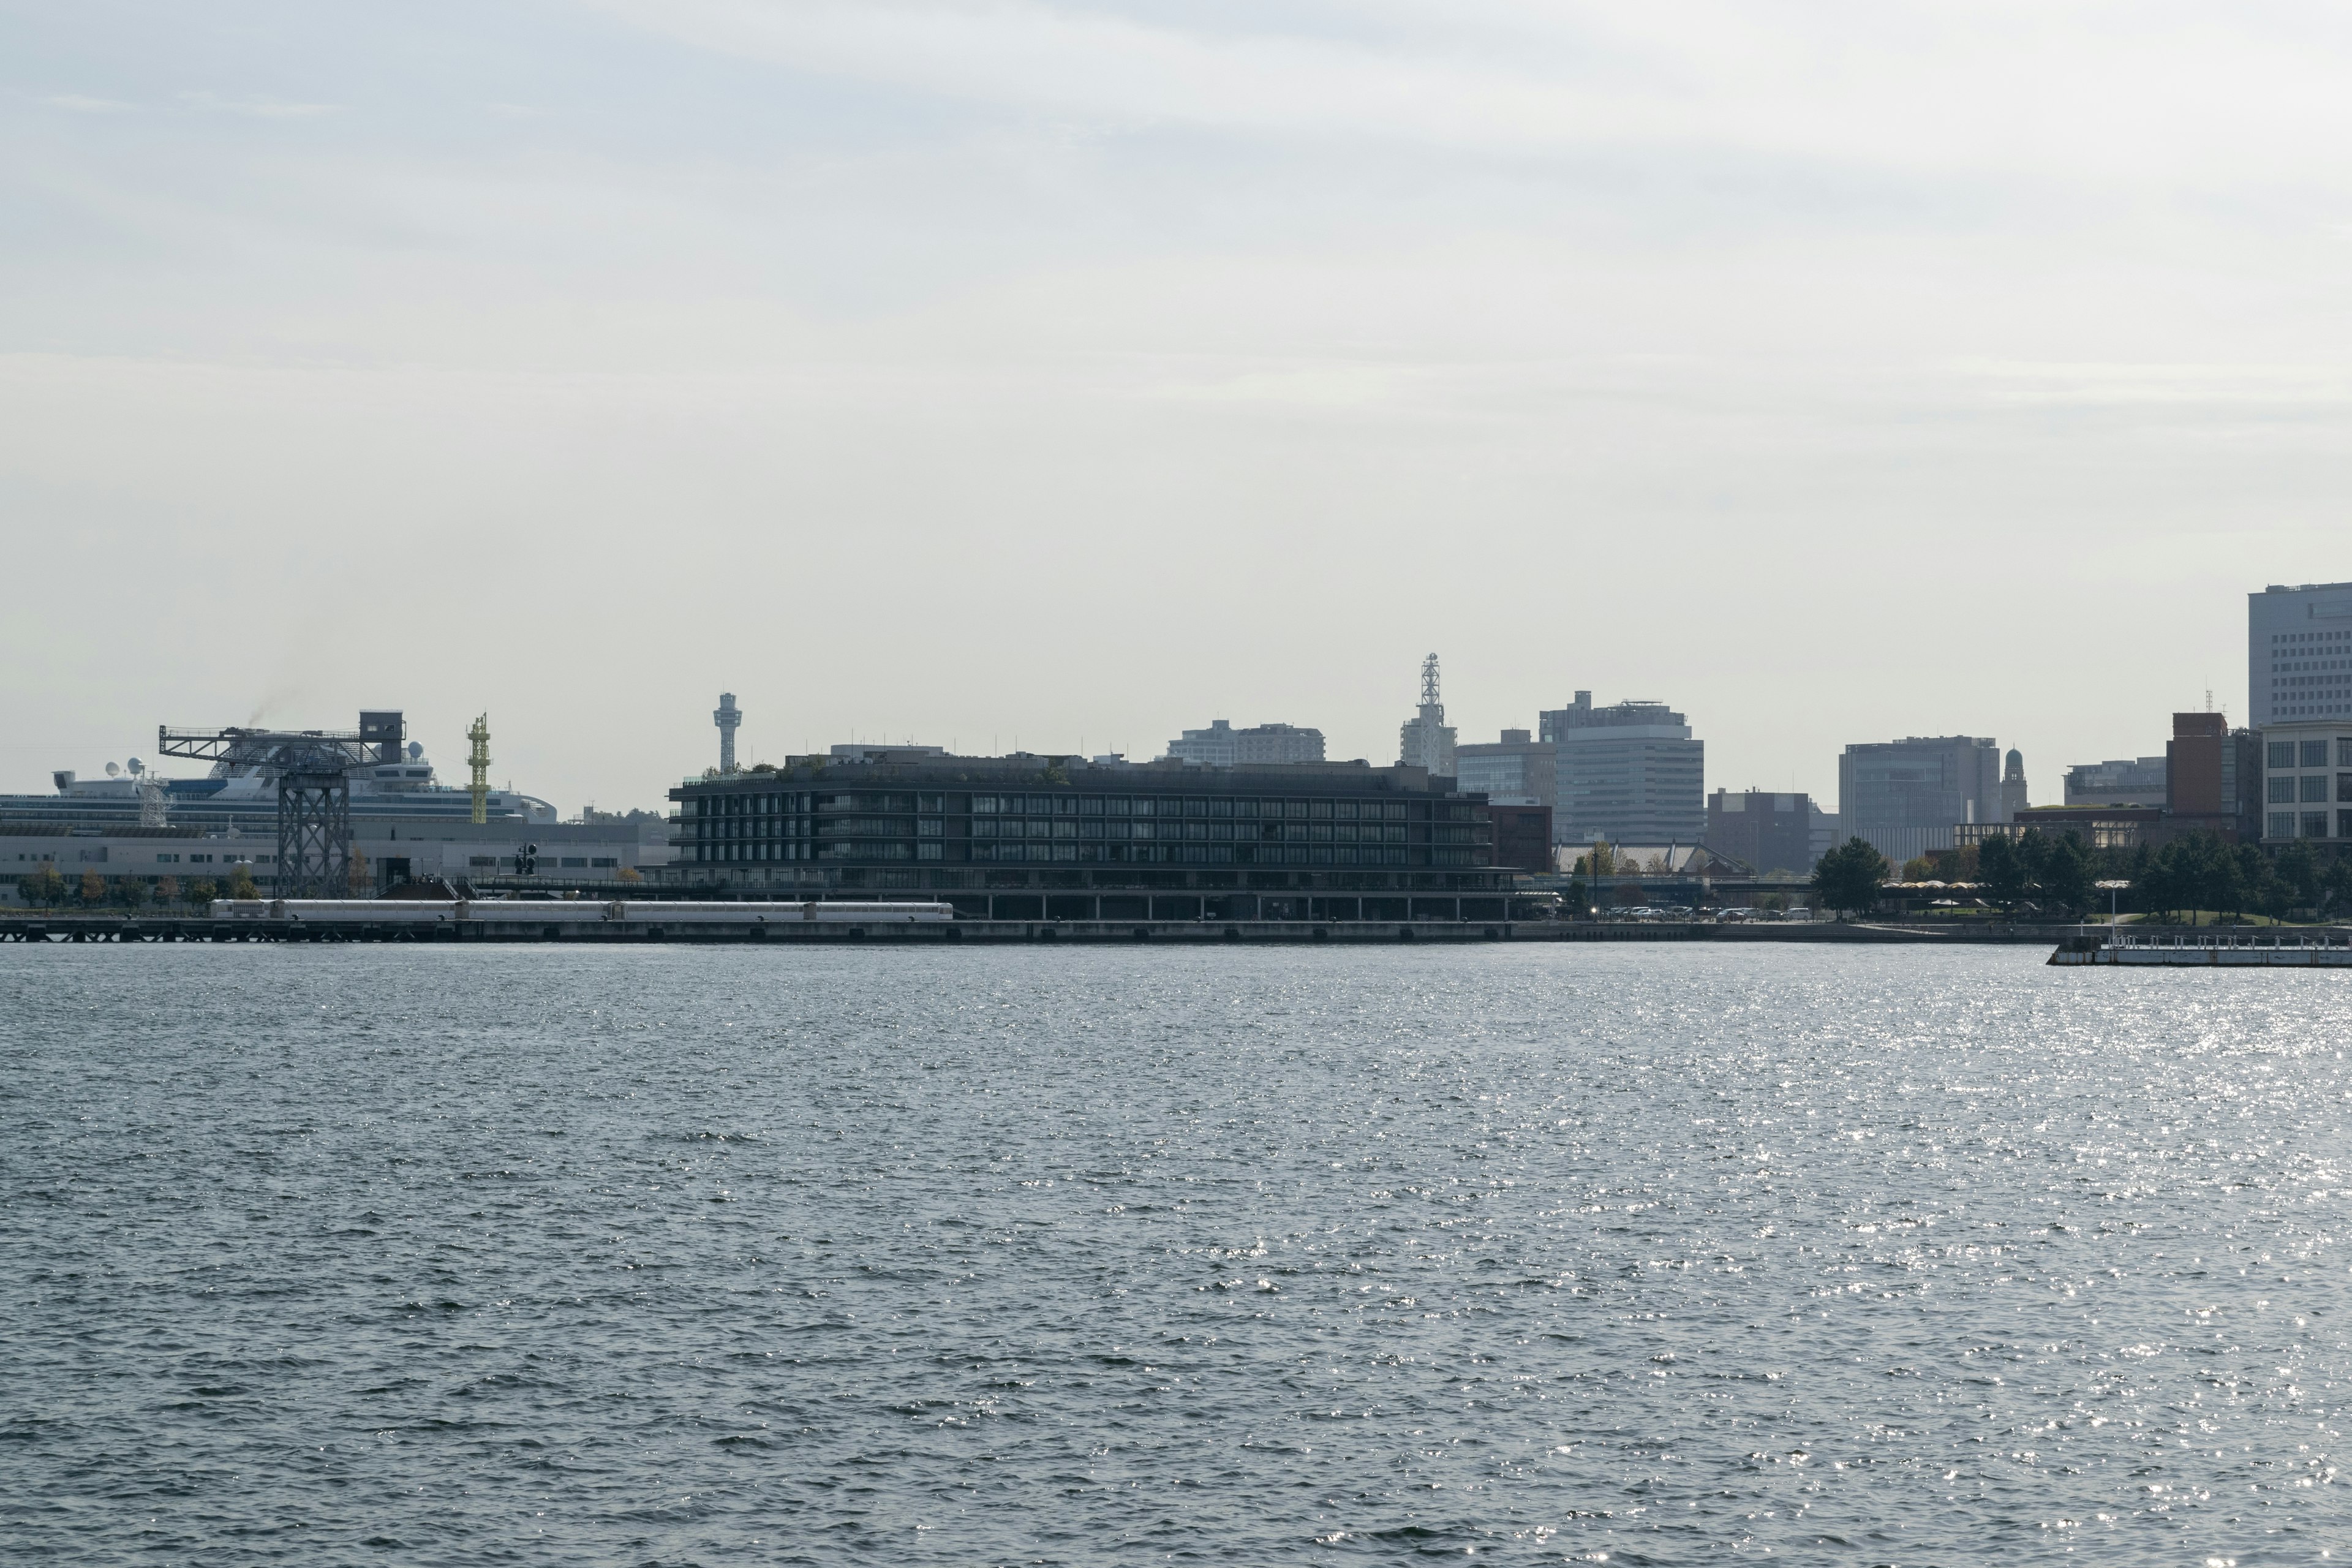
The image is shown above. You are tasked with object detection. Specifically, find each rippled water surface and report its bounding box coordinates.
[4,944,2349,1564]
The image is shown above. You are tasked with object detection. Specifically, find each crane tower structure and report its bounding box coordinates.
[156,711,406,897]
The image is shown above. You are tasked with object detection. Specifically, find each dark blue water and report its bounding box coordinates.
[3,944,2346,1563]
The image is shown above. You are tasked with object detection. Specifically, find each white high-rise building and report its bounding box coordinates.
[2251,581,2352,727]
[1397,654,1458,777]
[1163,720,1325,767]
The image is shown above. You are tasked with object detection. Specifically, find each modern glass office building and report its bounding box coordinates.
[1837,735,2007,866]
[665,751,1508,921]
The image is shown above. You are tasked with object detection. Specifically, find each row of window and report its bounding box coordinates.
[2266,774,2352,804]
[684,790,1461,822]
[2269,811,2352,840]
[972,819,1415,843]
[2267,739,2352,768]
[691,842,1483,867]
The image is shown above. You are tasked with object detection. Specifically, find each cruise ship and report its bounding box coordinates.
[5,724,558,835]
[0,712,683,897]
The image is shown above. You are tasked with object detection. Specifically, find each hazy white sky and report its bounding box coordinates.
[6,1,2350,812]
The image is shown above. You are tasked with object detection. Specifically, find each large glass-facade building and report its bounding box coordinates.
[665,751,1508,921]
[1837,736,2007,866]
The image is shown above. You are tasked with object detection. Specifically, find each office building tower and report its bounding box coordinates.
[1164,720,1326,768]
[1397,654,1458,777]
[2001,749,2030,816]
[2251,581,2352,726]
[1541,692,1704,847]
[1705,790,1820,875]
[1836,736,2007,866]
[2166,712,2261,841]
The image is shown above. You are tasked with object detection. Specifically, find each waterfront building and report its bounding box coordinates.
[2258,722,2352,843]
[1836,736,2007,867]
[1164,720,1325,768]
[1455,729,1555,808]
[2064,755,2166,807]
[1,816,666,901]
[1705,790,1820,875]
[2252,581,2352,726]
[1540,693,1703,848]
[2002,749,2030,816]
[663,751,1509,921]
[1958,805,2162,852]
[1397,655,1457,777]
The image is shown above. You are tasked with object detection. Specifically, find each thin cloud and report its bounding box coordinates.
[178,91,339,119]
[579,0,2352,185]
[42,94,138,113]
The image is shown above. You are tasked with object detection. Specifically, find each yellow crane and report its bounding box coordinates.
[467,715,491,825]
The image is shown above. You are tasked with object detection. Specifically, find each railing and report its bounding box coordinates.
[2108,928,2352,950]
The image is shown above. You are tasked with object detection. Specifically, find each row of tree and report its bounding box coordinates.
[1814,828,2352,923]
[12,866,258,909]
[2120,834,2352,923]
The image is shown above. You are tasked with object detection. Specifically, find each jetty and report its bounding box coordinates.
[2051,928,2352,967]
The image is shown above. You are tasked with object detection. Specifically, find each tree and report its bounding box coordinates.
[1812,837,1888,919]
[1979,834,2025,912]
[184,878,218,908]
[117,877,149,910]
[2323,851,2352,919]
[348,848,371,895]
[80,868,105,906]
[226,864,259,900]
[19,864,65,907]
[2013,829,2052,910]
[2040,832,2095,919]
[2206,843,2248,923]
[1901,855,1936,883]
[615,865,643,884]
[155,875,179,905]
[2275,841,2323,917]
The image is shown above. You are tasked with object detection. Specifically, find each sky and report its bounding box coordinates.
[4,1,2350,814]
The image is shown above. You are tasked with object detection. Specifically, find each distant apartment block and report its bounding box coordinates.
[1542,692,1703,847]
[2252,581,2352,727]
[1705,790,1820,875]
[1837,736,2008,867]
[1455,729,1556,807]
[2258,723,2352,844]
[2064,755,2166,807]
[1164,720,1325,768]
